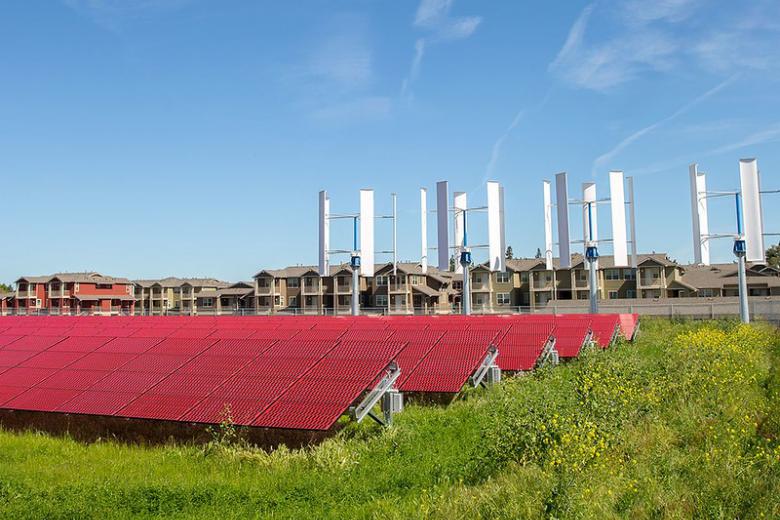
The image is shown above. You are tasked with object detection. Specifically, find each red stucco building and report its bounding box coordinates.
[12,272,135,315]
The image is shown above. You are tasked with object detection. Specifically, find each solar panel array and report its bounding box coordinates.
[0,314,637,431]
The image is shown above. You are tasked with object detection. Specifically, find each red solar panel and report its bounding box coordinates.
[47,336,112,352]
[36,369,110,390]
[88,371,168,393]
[0,314,630,432]
[253,402,347,430]
[146,338,217,356]
[3,335,65,352]
[0,350,38,368]
[178,355,254,376]
[56,390,138,416]
[181,397,271,425]
[204,339,278,357]
[118,394,203,421]
[0,367,57,387]
[0,385,26,406]
[145,373,228,397]
[120,354,190,374]
[96,337,163,354]
[3,388,81,412]
[0,335,22,348]
[20,351,86,369]
[67,352,137,371]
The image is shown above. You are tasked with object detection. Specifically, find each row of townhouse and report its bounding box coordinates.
[5,273,135,315]
[249,253,780,314]
[252,263,457,314]
[3,253,779,316]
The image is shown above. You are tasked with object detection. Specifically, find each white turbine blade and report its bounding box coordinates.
[740,158,765,262]
[420,188,428,274]
[487,181,505,272]
[627,176,638,269]
[360,189,375,276]
[689,164,710,265]
[543,180,553,270]
[318,190,329,276]
[609,171,628,267]
[555,172,571,268]
[436,181,449,271]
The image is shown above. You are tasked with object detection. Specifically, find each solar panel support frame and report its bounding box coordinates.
[470,345,500,388]
[537,337,559,368]
[350,361,402,427]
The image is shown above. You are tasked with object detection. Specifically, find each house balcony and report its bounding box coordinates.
[256,286,274,295]
[639,277,663,288]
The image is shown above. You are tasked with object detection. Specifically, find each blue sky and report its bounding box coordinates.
[2,0,779,283]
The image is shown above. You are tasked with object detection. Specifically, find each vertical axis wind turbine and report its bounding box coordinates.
[420,180,506,315]
[543,171,637,313]
[319,189,397,316]
[689,158,775,323]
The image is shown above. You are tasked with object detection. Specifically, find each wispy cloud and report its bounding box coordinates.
[485,109,525,179]
[306,32,373,91]
[591,74,739,176]
[402,0,481,99]
[310,96,392,123]
[630,122,780,177]
[701,122,780,156]
[400,39,426,98]
[285,14,391,124]
[550,0,779,91]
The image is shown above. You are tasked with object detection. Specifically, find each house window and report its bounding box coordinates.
[305,296,315,306]
[623,269,636,280]
[626,289,636,298]
[289,296,298,307]
[520,273,529,283]
[453,281,463,290]
[50,282,60,292]
[698,288,717,297]
[258,278,270,288]
[608,290,619,299]
[96,283,113,289]
[304,277,316,288]
[375,295,388,307]
[376,275,388,286]
[274,295,285,306]
[496,293,511,305]
[496,272,511,284]
[202,298,213,307]
[74,283,79,292]
[577,291,589,300]
[605,269,621,281]
[474,294,486,305]
[287,278,300,288]
[35,299,41,307]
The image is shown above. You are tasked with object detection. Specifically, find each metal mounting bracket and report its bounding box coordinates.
[350,361,402,427]
[537,337,559,368]
[470,344,500,388]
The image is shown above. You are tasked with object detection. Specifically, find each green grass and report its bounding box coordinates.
[0,319,778,519]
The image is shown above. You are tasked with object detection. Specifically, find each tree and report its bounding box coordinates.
[0,283,12,293]
[535,248,542,259]
[449,254,456,271]
[505,246,514,260]
[767,243,780,268]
